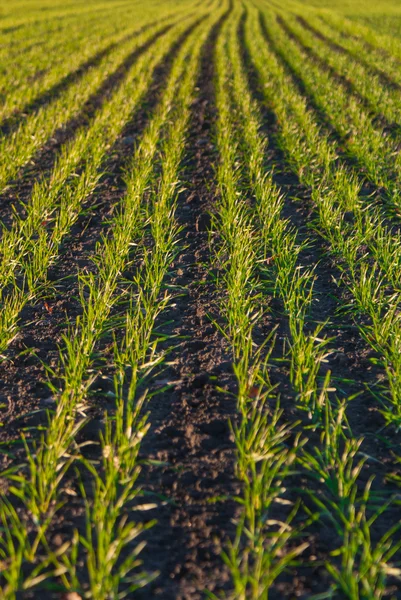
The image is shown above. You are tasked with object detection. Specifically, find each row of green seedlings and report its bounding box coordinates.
[278,10,401,124]
[209,8,316,598]
[0,0,139,33]
[260,5,401,294]
[4,0,153,47]
[213,5,401,597]
[1,0,210,538]
[0,1,186,193]
[0,2,142,121]
[0,0,196,126]
[0,8,222,598]
[263,0,400,67]
[245,1,397,421]
[247,0,401,431]
[259,4,401,213]
[225,0,400,592]
[52,8,223,596]
[0,0,133,58]
[0,11,202,357]
[2,0,210,71]
[274,8,401,206]
[317,9,401,67]
[228,5,331,422]
[1,8,112,64]
[242,5,401,597]
[287,9,401,88]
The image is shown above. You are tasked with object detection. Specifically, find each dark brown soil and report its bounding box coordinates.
[238,7,401,598]
[132,10,241,598]
[266,12,401,200]
[0,7,240,599]
[0,16,184,231]
[1,3,401,599]
[295,15,401,91]
[0,16,206,460]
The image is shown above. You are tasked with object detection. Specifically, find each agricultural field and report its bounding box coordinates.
[2,0,401,598]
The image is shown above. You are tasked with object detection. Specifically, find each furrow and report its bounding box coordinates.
[0,5,203,451]
[243,1,401,447]
[0,20,193,358]
[130,4,244,599]
[227,4,401,596]
[296,15,401,90]
[235,8,387,450]
[2,1,401,599]
[0,17,182,231]
[0,14,179,193]
[0,6,227,596]
[319,9,401,66]
[257,6,401,209]
[279,13,401,135]
[0,1,194,133]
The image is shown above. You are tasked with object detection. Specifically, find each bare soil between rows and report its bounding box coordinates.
[1,5,401,599]
[0,10,240,600]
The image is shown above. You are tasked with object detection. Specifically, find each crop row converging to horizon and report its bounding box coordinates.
[1,0,401,598]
